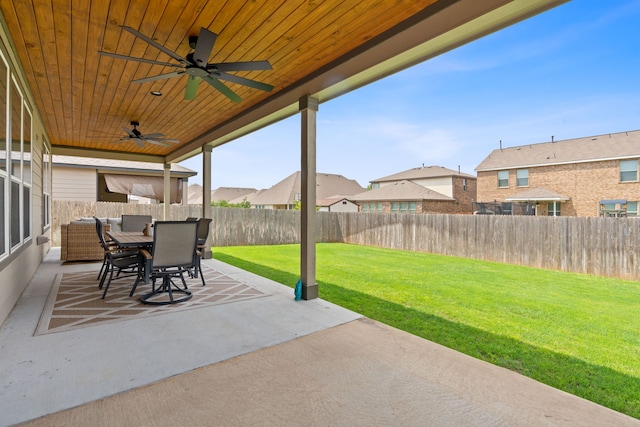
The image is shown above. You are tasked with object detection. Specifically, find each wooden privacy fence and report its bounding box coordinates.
[52,201,203,246]
[334,212,640,281]
[53,201,640,281]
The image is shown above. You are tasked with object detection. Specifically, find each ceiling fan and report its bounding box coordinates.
[115,121,179,148]
[99,26,274,102]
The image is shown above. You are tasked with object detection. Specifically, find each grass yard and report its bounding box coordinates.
[213,243,640,419]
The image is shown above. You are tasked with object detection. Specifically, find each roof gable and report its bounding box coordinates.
[350,180,453,202]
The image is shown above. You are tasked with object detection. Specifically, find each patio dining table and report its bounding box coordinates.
[106,231,154,290]
[106,231,154,248]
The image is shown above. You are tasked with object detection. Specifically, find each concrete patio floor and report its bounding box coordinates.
[1,248,638,426]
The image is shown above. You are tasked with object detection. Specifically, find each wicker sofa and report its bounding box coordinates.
[60,218,121,262]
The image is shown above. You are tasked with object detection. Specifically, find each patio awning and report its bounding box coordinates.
[506,187,570,202]
[104,174,182,203]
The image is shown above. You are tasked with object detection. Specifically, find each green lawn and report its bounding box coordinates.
[212,243,640,419]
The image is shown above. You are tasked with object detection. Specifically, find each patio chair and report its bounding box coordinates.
[94,217,118,280]
[136,221,199,305]
[192,217,212,286]
[95,218,141,299]
[121,214,152,232]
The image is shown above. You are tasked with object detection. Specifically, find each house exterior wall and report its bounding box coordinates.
[410,176,453,197]
[322,200,358,212]
[0,24,49,327]
[372,175,477,214]
[421,200,457,214]
[53,167,96,201]
[452,176,477,214]
[477,158,640,217]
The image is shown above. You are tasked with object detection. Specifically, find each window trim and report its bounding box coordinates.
[620,159,638,182]
[497,170,509,188]
[516,168,529,187]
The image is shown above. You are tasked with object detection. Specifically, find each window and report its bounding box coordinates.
[516,169,529,187]
[363,203,380,212]
[620,160,638,182]
[409,202,417,213]
[391,202,399,212]
[0,44,35,256]
[462,178,467,191]
[627,201,638,217]
[42,142,51,229]
[371,183,379,189]
[497,170,509,188]
[0,50,7,257]
[548,202,561,217]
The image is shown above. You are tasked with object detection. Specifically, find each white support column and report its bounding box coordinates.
[163,163,171,220]
[202,145,213,259]
[299,95,319,300]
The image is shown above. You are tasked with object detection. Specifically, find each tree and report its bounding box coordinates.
[211,198,251,208]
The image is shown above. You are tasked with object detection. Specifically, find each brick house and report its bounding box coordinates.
[350,165,477,214]
[475,130,640,217]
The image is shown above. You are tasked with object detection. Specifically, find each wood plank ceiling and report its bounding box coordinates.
[0,0,567,164]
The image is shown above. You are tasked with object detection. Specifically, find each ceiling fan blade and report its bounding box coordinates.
[143,139,171,147]
[120,26,189,65]
[216,72,274,92]
[122,127,136,137]
[132,71,184,84]
[184,76,201,100]
[139,133,165,139]
[193,27,217,67]
[135,140,145,148]
[202,75,242,103]
[98,51,183,68]
[213,60,272,72]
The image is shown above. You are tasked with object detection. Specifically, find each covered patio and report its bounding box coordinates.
[2,248,637,426]
[4,1,638,425]
[0,0,574,312]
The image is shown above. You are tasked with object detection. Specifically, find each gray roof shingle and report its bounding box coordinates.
[350,180,453,202]
[372,165,475,182]
[244,172,365,205]
[476,130,640,171]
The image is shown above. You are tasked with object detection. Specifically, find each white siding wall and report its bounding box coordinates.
[378,177,454,197]
[329,200,358,212]
[53,167,96,201]
[0,21,48,326]
[411,177,453,197]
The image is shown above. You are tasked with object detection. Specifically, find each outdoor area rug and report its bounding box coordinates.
[35,266,269,336]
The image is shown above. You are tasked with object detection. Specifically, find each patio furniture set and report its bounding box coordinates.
[70,215,212,305]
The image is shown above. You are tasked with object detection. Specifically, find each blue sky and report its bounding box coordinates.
[180,0,640,189]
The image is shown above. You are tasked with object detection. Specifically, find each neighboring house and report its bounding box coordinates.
[317,197,359,213]
[53,156,197,204]
[187,184,256,205]
[242,172,365,210]
[475,130,640,217]
[351,165,477,214]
